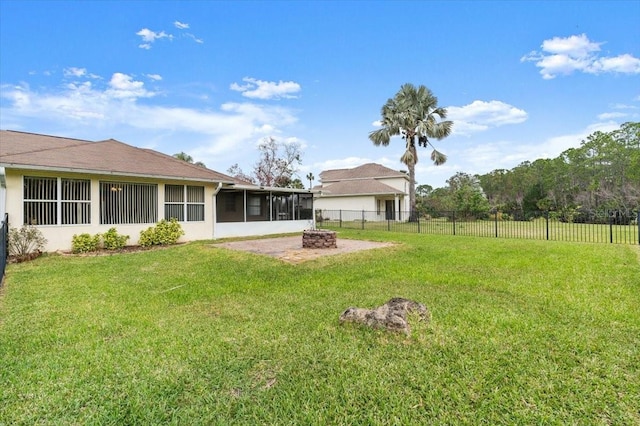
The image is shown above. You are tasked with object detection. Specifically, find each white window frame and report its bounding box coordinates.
[23,176,91,226]
[164,184,205,222]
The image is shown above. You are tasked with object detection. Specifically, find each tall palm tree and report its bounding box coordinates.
[369,83,453,220]
[306,172,314,189]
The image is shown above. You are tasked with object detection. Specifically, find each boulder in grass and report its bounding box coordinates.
[339,297,430,335]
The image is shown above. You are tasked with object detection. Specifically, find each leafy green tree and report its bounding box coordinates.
[477,122,639,216]
[369,83,453,219]
[446,172,491,219]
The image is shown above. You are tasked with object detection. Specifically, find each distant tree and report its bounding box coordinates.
[415,184,433,217]
[446,172,491,219]
[173,152,206,168]
[227,164,256,184]
[227,137,304,188]
[476,122,640,216]
[306,172,315,189]
[253,137,303,187]
[288,178,306,189]
[369,83,453,220]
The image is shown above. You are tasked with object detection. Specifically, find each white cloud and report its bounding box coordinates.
[597,112,628,120]
[185,33,204,44]
[63,67,100,79]
[542,33,602,57]
[591,54,640,74]
[174,21,189,29]
[106,73,155,99]
[447,100,528,136]
[64,67,88,78]
[136,28,172,49]
[145,74,163,81]
[0,74,302,166]
[230,77,301,100]
[522,33,640,79]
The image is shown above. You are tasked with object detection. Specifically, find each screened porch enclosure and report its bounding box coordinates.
[216,189,313,223]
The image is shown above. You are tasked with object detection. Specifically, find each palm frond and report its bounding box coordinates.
[369,128,391,146]
[400,149,416,166]
[430,149,447,166]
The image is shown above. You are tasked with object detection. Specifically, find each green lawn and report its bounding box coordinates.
[1,230,639,424]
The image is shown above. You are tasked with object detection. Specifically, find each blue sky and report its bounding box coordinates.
[1,1,639,188]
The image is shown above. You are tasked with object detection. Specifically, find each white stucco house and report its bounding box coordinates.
[0,130,314,252]
[313,163,410,221]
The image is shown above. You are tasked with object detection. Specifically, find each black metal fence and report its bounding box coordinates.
[1,213,8,283]
[316,209,640,245]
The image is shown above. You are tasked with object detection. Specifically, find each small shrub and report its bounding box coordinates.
[8,225,47,260]
[139,218,184,247]
[102,228,129,250]
[72,233,101,254]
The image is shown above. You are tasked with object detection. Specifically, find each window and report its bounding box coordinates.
[247,192,269,222]
[295,193,314,219]
[62,179,91,225]
[272,193,293,221]
[24,177,56,225]
[248,195,261,216]
[216,190,244,223]
[164,185,205,222]
[100,181,157,224]
[23,177,91,225]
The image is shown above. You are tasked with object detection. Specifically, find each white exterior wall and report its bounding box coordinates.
[215,219,314,239]
[314,176,411,215]
[314,195,376,212]
[4,169,217,252]
[378,176,409,193]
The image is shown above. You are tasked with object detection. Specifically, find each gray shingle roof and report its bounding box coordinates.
[318,179,402,196]
[0,130,236,183]
[320,163,407,182]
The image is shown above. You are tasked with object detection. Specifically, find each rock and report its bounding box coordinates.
[339,297,430,335]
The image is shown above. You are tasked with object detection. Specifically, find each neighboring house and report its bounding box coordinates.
[313,163,410,221]
[0,130,314,252]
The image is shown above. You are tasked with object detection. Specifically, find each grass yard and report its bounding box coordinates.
[1,230,639,424]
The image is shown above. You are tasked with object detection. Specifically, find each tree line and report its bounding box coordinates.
[417,122,640,222]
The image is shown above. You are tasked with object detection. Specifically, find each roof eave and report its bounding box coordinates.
[0,163,235,184]
[318,192,405,197]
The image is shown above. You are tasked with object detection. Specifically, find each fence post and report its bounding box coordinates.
[1,213,8,283]
[417,217,420,234]
[452,211,456,236]
[339,210,342,228]
[494,210,498,238]
[637,211,640,245]
[609,210,613,244]
[361,210,365,230]
[545,210,549,240]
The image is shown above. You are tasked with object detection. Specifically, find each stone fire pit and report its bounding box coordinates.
[302,229,337,249]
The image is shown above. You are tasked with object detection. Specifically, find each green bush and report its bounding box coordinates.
[8,225,47,259]
[102,228,129,250]
[139,218,184,247]
[72,233,101,254]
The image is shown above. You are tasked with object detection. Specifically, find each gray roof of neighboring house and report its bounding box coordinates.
[316,179,402,196]
[0,130,237,184]
[319,163,408,182]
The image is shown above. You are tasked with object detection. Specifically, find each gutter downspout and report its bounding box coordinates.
[212,182,223,239]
